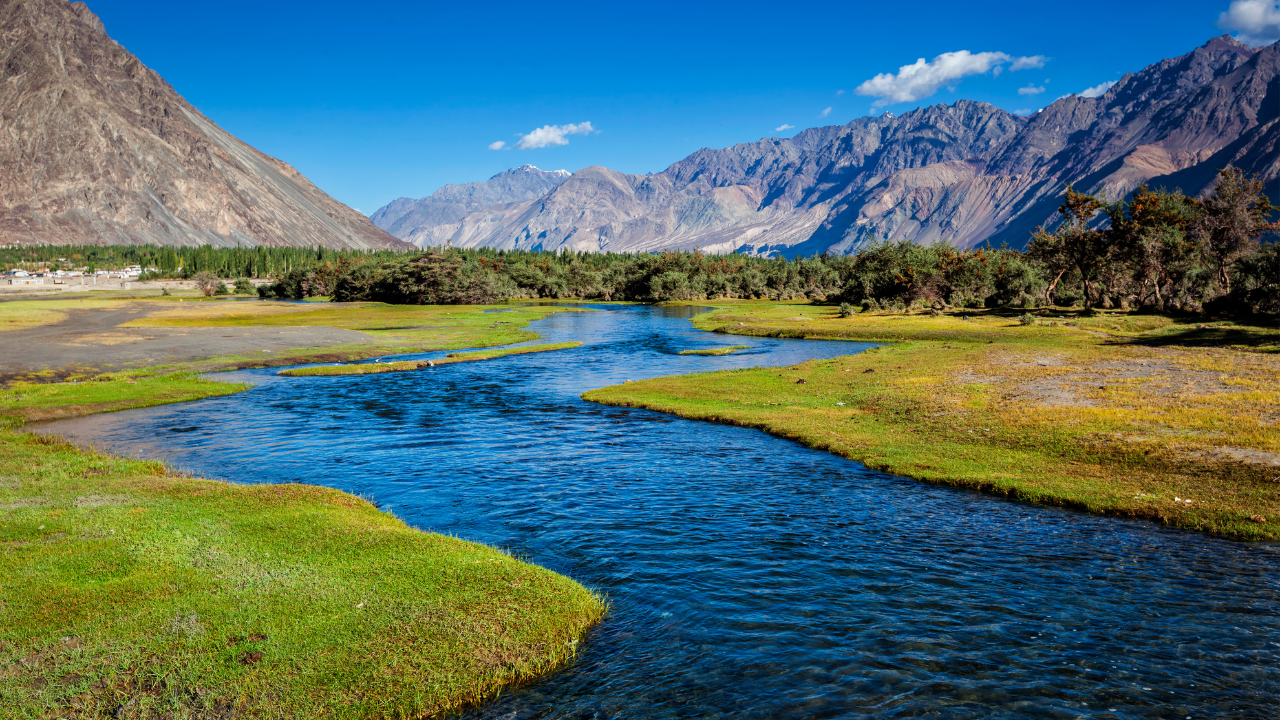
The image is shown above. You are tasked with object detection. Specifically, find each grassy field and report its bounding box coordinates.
[1,299,605,718]
[677,345,751,356]
[0,431,603,718]
[587,301,1280,540]
[0,296,128,332]
[0,370,250,427]
[123,298,586,372]
[278,342,583,377]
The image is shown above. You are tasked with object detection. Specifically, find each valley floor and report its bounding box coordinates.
[586,301,1280,541]
[0,297,603,718]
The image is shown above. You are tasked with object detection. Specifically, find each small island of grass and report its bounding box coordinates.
[276,341,583,376]
[677,344,751,356]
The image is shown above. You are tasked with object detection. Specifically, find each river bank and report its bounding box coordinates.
[35,303,1278,718]
[0,293,583,383]
[585,301,1280,540]
[0,299,605,718]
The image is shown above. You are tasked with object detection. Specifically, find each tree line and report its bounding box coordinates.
[4,168,1275,315]
[0,244,400,278]
[256,168,1276,315]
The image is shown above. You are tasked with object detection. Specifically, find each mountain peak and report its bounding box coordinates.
[1203,33,1261,54]
[371,164,573,238]
[0,0,404,249]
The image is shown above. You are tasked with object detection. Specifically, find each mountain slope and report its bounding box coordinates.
[380,36,1278,256]
[370,164,570,244]
[0,0,406,249]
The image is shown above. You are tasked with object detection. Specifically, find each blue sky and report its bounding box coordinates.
[85,0,1266,215]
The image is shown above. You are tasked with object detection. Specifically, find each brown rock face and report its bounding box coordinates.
[0,0,408,249]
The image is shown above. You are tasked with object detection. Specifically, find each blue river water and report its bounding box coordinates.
[40,305,1280,719]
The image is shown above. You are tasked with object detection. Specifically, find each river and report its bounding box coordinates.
[40,305,1280,719]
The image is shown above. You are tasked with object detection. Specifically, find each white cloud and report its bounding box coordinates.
[488,140,506,150]
[1080,80,1117,98]
[775,123,795,132]
[1013,109,1035,116]
[1010,55,1047,71]
[820,106,832,117]
[835,89,846,96]
[855,50,1046,107]
[1018,84,1046,95]
[513,122,596,150]
[1218,0,1280,45]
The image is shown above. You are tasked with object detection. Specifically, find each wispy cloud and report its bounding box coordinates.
[855,50,1047,106]
[1218,0,1280,45]
[819,107,832,117]
[488,140,507,150]
[1017,84,1045,96]
[1009,55,1047,71]
[1012,108,1039,116]
[512,122,596,150]
[1080,80,1117,98]
[835,89,846,96]
[775,123,795,132]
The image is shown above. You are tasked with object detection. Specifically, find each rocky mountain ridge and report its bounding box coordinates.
[371,164,570,245]
[0,0,407,249]
[377,36,1278,255]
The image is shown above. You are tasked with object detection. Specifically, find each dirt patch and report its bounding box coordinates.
[1196,447,1280,467]
[74,494,135,508]
[1002,351,1252,408]
[0,303,374,381]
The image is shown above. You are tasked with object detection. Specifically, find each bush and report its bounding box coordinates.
[838,302,855,318]
[1019,312,1037,326]
[233,278,255,295]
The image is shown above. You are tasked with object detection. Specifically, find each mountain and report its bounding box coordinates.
[370,165,570,245]
[0,0,407,250]
[378,36,1278,256]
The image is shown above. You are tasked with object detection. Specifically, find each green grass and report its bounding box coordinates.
[277,342,584,377]
[586,300,1280,540]
[0,301,606,717]
[0,431,603,718]
[676,345,751,356]
[124,301,590,373]
[0,370,249,428]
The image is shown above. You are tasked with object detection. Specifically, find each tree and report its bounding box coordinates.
[1027,186,1110,307]
[192,271,223,297]
[1105,185,1202,310]
[1191,168,1278,296]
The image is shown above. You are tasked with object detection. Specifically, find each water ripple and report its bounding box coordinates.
[40,305,1280,719]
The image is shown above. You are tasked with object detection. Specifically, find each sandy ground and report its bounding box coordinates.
[0,302,373,379]
[0,278,270,297]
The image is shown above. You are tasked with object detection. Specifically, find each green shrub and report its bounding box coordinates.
[839,302,855,317]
